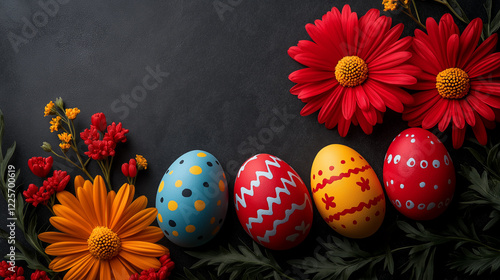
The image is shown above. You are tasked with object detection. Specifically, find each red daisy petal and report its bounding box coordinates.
[457,18,483,69]
[422,98,448,129]
[452,100,466,129]
[362,84,386,112]
[467,33,498,67]
[298,80,339,100]
[467,52,500,78]
[438,101,453,132]
[289,68,334,83]
[369,51,412,70]
[342,87,357,120]
[355,84,370,111]
[338,116,351,137]
[358,16,389,59]
[300,94,329,116]
[470,80,500,96]
[471,113,488,145]
[361,105,378,126]
[460,100,476,127]
[452,124,466,149]
[412,39,442,74]
[365,22,403,63]
[355,109,374,135]
[346,11,359,55]
[318,86,344,123]
[470,90,500,109]
[467,93,496,121]
[369,72,417,86]
[426,16,448,69]
[446,34,459,67]
[293,54,334,71]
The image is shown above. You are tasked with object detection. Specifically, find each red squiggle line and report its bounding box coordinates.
[324,194,384,223]
[312,165,371,193]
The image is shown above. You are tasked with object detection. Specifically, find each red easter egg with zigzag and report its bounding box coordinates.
[234,154,313,250]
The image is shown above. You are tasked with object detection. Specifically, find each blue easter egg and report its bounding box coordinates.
[156,150,228,247]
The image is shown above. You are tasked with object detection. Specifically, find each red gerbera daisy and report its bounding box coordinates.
[288,5,418,136]
[403,14,500,148]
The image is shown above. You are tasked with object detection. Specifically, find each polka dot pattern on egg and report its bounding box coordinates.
[156,150,228,247]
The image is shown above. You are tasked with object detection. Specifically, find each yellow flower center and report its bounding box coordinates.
[335,56,368,87]
[436,68,470,99]
[87,226,121,260]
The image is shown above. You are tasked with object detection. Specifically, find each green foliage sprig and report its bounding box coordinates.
[0,110,54,275]
[186,241,294,280]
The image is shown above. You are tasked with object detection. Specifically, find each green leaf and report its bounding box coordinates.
[449,247,500,275]
[446,0,470,21]
[187,241,287,280]
[491,7,500,34]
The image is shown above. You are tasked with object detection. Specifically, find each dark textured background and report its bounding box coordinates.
[0,0,499,279]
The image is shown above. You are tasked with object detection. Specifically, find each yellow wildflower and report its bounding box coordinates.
[58,132,72,151]
[136,154,148,170]
[382,0,398,11]
[59,142,71,150]
[58,132,72,143]
[65,108,80,120]
[49,116,61,132]
[44,101,56,117]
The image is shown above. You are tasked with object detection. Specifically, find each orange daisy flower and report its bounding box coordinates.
[38,175,168,280]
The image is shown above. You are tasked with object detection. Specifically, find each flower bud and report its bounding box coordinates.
[41,142,52,152]
[55,97,64,110]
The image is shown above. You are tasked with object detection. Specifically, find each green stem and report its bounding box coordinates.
[444,236,500,253]
[50,150,93,182]
[403,9,427,30]
[411,0,422,24]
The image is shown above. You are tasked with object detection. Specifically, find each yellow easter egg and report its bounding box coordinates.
[311,144,385,238]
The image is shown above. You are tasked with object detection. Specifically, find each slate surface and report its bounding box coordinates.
[0,0,499,279]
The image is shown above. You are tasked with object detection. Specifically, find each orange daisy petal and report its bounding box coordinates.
[53,204,94,232]
[109,257,133,280]
[76,181,99,226]
[56,191,89,222]
[50,216,91,239]
[116,208,157,238]
[112,196,148,231]
[105,190,116,228]
[92,176,108,225]
[49,252,89,272]
[39,231,85,244]
[121,241,168,257]
[99,259,112,280]
[74,175,85,190]
[118,251,161,271]
[63,254,96,280]
[122,226,165,243]
[46,242,88,256]
[110,184,132,230]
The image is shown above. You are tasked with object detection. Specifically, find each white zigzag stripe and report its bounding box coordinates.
[257,193,310,244]
[246,170,302,231]
[237,155,258,178]
[235,155,281,210]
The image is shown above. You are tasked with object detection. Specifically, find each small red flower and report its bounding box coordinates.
[28,156,53,178]
[0,261,14,278]
[84,140,116,160]
[122,159,138,178]
[80,125,100,146]
[30,270,49,280]
[44,170,70,192]
[23,184,52,207]
[104,122,129,143]
[129,254,174,280]
[91,112,107,132]
[1,264,24,280]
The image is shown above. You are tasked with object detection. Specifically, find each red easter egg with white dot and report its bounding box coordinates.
[234,154,313,250]
[383,128,455,220]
